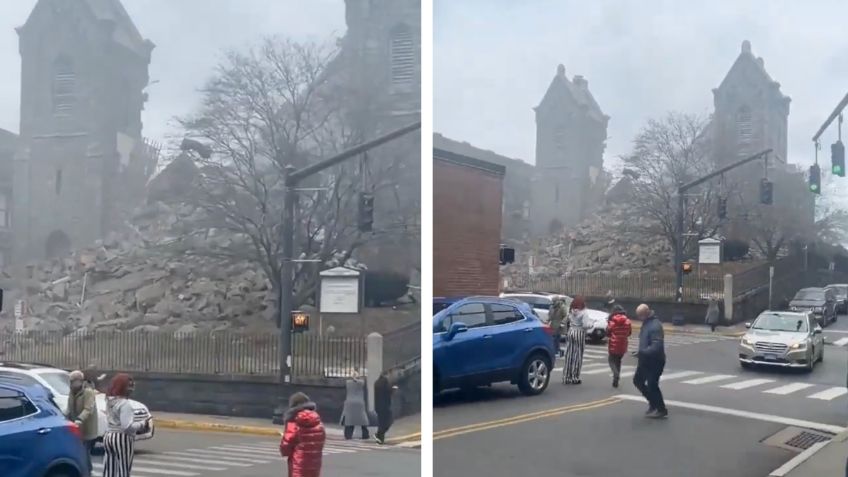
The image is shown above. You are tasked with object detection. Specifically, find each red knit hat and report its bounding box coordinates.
[570,296,586,310]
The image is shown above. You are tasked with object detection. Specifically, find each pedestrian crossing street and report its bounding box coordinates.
[92,438,389,476]
[555,347,848,403]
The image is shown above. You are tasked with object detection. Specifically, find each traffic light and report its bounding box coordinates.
[809,164,821,194]
[832,141,845,177]
[759,178,773,205]
[499,245,515,265]
[717,197,727,219]
[358,192,374,232]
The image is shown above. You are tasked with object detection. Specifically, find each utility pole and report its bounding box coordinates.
[673,149,772,320]
[274,121,420,422]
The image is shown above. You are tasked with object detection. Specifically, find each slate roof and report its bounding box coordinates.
[716,40,789,102]
[536,64,607,123]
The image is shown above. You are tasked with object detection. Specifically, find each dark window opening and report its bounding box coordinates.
[55,169,62,195]
[390,24,415,87]
[52,56,76,115]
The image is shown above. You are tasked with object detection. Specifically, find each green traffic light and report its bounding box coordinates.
[811,184,819,191]
[835,165,844,174]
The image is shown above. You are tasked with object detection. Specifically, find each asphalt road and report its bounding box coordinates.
[434,318,848,477]
[92,428,420,477]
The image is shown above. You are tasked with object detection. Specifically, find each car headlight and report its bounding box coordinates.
[790,341,807,350]
[742,337,754,346]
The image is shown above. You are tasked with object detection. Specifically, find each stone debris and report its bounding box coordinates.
[0,202,299,333]
[501,201,673,281]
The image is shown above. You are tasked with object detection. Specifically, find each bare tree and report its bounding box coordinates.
[621,112,719,263]
[174,36,410,321]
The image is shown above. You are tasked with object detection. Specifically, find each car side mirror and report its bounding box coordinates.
[814,327,823,334]
[744,322,751,329]
[446,322,468,341]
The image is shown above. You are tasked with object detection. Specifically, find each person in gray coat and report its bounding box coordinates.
[340,369,370,440]
[705,297,721,332]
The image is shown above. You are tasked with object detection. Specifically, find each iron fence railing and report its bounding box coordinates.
[507,272,725,303]
[0,331,367,380]
[382,321,421,370]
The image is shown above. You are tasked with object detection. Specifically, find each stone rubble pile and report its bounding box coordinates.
[502,202,673,281]
[1,202,284,333]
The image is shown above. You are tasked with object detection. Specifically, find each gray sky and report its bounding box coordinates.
[0,0,345,147]
[434,0,848,172]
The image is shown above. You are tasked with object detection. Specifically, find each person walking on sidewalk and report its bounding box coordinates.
[705,296,721,332]
[102,373,150,477]
[340,369,370,440]
[280,392,326,477]
[374,370,395,444]
[632,304,668,419]
[67,370,98,475]
[606,305,632,388]
[562,296,592,385]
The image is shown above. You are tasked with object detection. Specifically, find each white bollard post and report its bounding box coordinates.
[366,332,383,414]
[724,274,733,322]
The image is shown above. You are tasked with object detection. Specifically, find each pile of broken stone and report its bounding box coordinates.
[502,202,673,281]
[0,202,281,334]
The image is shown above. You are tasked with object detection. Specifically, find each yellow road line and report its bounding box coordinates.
[433,397,621,441]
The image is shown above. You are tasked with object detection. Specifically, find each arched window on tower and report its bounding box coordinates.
[736,106,752,156]
[52,56,76,115]
[389,24,415,89]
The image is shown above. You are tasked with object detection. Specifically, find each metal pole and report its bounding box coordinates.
[674,191,685,307]
[812,91,848,142]
[279,165,296,387]
[768,266,774,310]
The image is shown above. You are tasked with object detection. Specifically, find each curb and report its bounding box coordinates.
[768,428,848,476]
[156,418,423,447]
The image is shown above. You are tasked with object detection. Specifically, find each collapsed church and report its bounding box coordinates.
[437,40,814,273]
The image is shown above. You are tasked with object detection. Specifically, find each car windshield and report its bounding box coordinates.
[828,285,847,296]
[36,371,70,396]
[794,290,825,301]
[752,314,808,332]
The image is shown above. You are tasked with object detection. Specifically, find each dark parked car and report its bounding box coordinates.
[825,284,848,314]
[433,296,556,396]
[789,287,837,327]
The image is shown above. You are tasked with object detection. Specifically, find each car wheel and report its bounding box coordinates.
[806,350,815,372]
[818,346,824,363]
[518,353,551,396]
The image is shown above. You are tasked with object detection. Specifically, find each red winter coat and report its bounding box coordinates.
[606,312,632,356]
[280,405,326,477]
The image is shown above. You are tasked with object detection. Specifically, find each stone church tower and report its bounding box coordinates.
[339,0,421,276]
[13,0,154,262]
[532,64,609,235]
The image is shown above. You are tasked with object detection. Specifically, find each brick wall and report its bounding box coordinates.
[434,150,505,297]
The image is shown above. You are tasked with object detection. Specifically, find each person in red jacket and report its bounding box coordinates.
[280,392,326,477]
[606,305,632,388]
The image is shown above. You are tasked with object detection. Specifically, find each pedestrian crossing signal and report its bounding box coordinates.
[717,198,727,219]
[681,262,693,274]
[759,178,773,205]
[291,311,309,332]
[832,141,845,177]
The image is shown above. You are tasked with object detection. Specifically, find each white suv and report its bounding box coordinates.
[500,292,608,342]
[0,363,154,444]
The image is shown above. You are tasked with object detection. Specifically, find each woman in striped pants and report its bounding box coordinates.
[102,373,149,477]
[562,296,591,385]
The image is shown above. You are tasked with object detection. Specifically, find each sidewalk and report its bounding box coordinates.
[630,320,748,337]
[770,428,848,476]
[153,411,421,446]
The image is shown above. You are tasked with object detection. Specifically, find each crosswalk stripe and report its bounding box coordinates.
[153,454,253,467]
[213,445,280,454]
[682,374,737,385]
[133,459,227,471]
[582,365,613,375]
[619,370,636,378]
[808,387,848,400]
[764,383,816,395]
[833,337,848,346]
[660,371,702,381]
[168,449,272,463]
[93,462,199,476]
[720,378,775,390]
[207,446,279,456]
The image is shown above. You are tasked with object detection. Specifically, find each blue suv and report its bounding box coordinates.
[433,296,556,396]
[0,380,89,477]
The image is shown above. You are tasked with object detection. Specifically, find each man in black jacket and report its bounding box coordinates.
[374,370,395,444]
[633,304,668,419]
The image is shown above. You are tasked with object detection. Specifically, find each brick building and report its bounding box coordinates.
[434,148,505,297]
